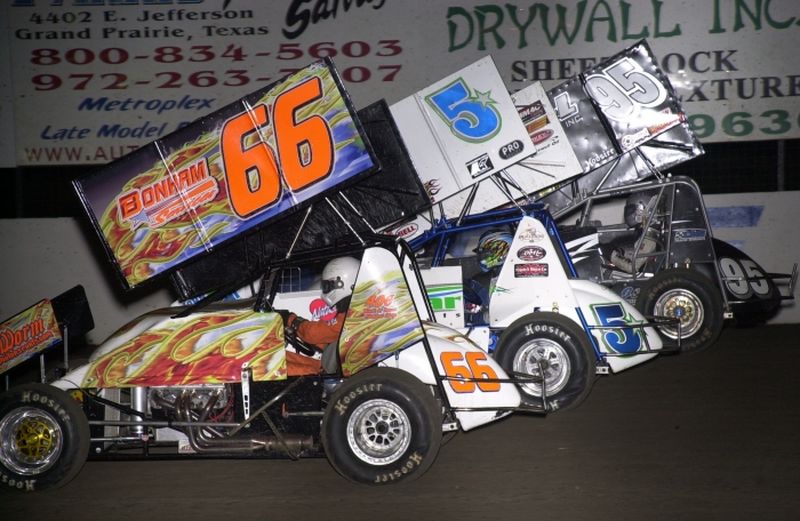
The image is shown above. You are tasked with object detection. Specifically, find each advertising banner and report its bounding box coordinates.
[4,1,799,167]
[0,299,62,375]
[390,56,535,205]
[74,60,376,289]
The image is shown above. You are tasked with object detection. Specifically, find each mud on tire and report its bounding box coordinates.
[494,312,595,412]
[321,367,442,485]
[0,383,89,493]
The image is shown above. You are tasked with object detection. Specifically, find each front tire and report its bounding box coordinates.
[321,368,442,485]
[636,268,723,353]
[494,312,595,412]
[0,384,89,493]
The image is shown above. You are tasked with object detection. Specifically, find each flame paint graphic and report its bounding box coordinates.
[339,270,424,376]
[82,311,286,388]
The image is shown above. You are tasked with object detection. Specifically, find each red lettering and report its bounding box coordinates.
[118,191,142,221]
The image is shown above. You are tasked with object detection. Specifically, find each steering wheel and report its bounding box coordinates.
[283,325,319,357]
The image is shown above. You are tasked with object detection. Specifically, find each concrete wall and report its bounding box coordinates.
[1,190,798,343]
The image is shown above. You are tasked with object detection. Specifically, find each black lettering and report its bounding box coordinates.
[714,50,737,72]
[686,80,709,102]
[283,0,310,39]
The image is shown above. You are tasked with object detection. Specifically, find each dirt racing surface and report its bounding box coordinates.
[2,324,798,521]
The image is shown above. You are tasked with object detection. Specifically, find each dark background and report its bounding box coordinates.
[2,138,799,219]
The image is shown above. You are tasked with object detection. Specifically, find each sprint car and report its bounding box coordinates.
[0,239,547,492]
[555,175,797,352]
[408,202,668,413]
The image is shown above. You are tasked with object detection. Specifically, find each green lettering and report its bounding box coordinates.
[710,0,726,33]
[734,0,762,31]
[764,0,795,28]
[447,6,474,51]
[585,0,617,42]
[652,0,681,37]
[505,3,537,48]
[475,5,506,50]
[537,1,588,45]
[620,1,649,39]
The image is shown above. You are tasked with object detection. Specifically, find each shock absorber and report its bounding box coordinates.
[130,386,148,437]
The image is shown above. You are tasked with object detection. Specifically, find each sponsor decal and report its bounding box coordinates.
[0,300,62,374]
[620,286,640,303]
[620,127,651,150]
[517,226,545,243]
[499,139,524,160]
[363,293,397,319]
[466,153,494,178]
[516,245,546,261]
[531,129,553,145]
[309,298,337,323]
[514,263,549,277]
[117,157,218,228]
[673,228,708,242]
[517,100,548,135]
[386,222,418,239]
[426,284,463,312]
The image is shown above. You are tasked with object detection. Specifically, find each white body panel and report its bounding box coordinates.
[384,324,520,431]
[568,279,661,372]
[491,216,579,327]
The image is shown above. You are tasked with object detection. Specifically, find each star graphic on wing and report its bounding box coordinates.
[472,89,497,108]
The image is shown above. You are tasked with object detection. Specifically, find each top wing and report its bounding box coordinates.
[73,59,377,290]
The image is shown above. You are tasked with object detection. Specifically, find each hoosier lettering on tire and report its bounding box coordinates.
[0,383,89,493]
[494,312,595,412]
[321,367,442,485]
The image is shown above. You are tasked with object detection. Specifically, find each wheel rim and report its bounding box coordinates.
[654,288,704,340]
[513,338,571,397]
[346,399,411,466]
[0,407,64,476]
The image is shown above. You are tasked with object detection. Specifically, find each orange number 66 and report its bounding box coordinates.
[440,351,501,393]
[221,76,334,218]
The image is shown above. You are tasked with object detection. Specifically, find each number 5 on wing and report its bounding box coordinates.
[440,351,501,393]
[426,78,500,143]
[221,76,334,218]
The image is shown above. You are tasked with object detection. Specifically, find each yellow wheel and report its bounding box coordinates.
[0,384,89,492]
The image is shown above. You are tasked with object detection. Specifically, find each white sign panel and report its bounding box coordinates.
[427,82,584,218]
[390,56,535,205]
[3,1,799,167]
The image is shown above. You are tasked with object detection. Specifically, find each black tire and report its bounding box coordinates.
[636,268,723,353]
[0,383,89,493]
[321,367,442,485]
[494,312,595,412]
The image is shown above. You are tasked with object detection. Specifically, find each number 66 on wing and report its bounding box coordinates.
[74,59,378,290]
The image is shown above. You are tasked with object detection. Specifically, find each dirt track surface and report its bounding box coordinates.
[2,324,799,521]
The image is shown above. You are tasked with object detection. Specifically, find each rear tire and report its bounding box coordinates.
[321,368,442,485]
[0,383,89,493]
[494,312,595,412]
[636,268,723,353]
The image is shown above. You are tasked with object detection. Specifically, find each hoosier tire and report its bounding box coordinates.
[321,368,442,485]
[0,383,89,493]
[494,312,595,412]
[636,268,723,353]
